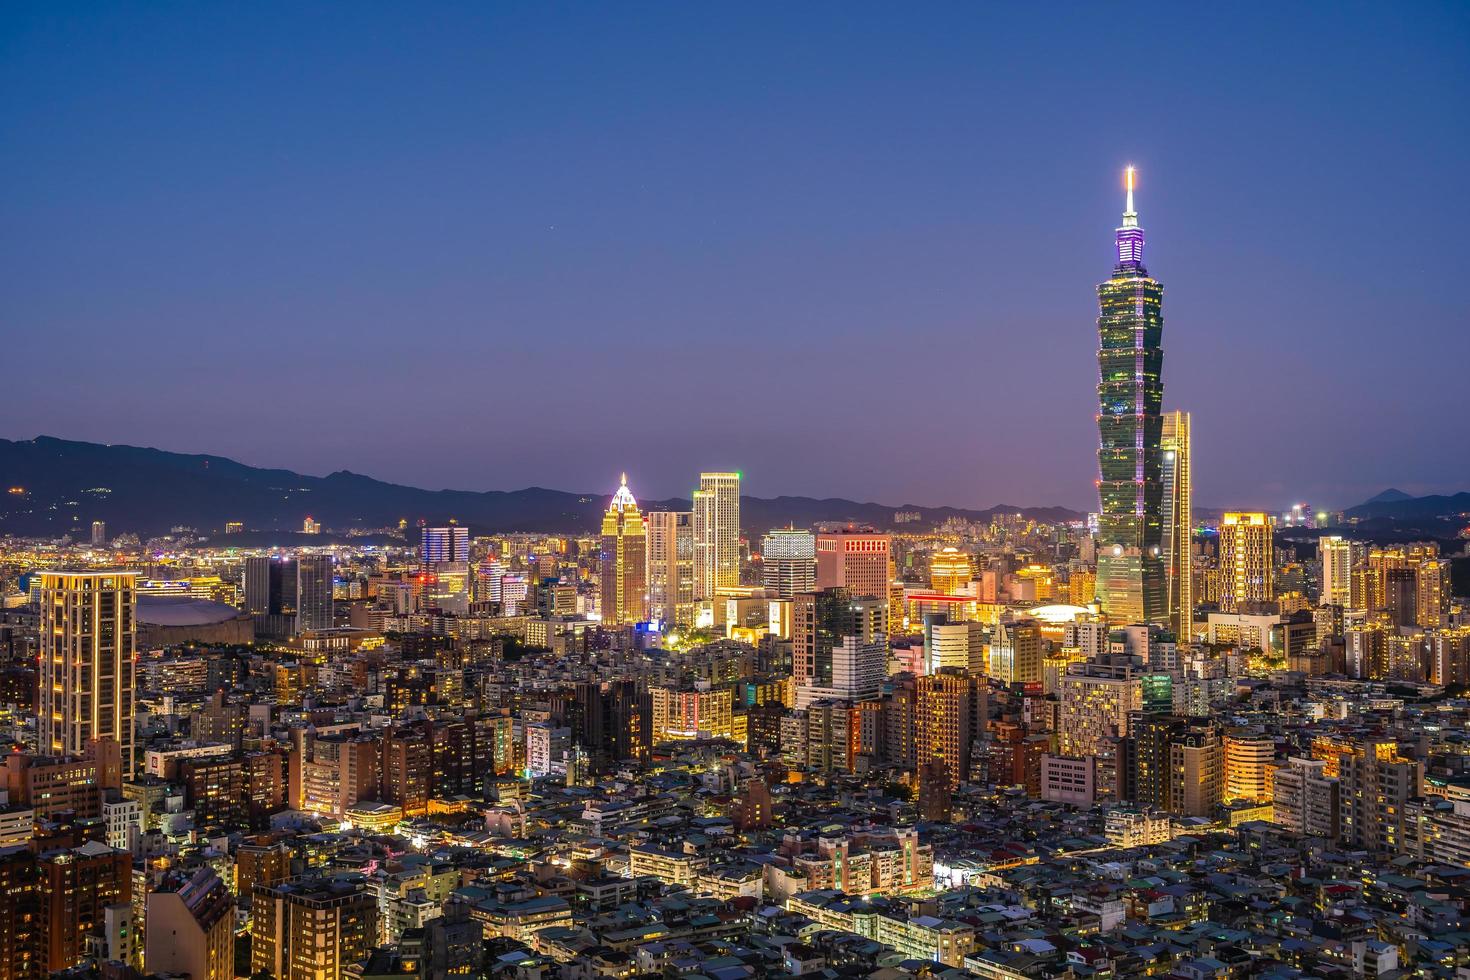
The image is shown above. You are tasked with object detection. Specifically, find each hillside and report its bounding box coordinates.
[0,436,1081,538]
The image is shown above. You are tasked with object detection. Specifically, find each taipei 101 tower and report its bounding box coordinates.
[1095,167,1166,625]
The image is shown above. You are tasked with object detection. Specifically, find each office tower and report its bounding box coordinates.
[815,529,893,600]
[1095,167,1166,626]
[1160,410,1192,638]
[928,547,974,595]
[1271,758,1339,838]
[1340,738,1420,853]
[146,868,235,980]
[296,554,335,631]
[1223,729,1275,803]
[761,527,816,597]
[924,614,986,675]
[646,511,695,626]
[988,617,1042,684]
[90,520,106,546]
[1319,536,1362,608]
[598,474,647,625]
[1219,512,1274,612]
[246,556,299,637]
[692,471,741,598]
[792,588,887,708]
[421,524,470,565]
[38,571,136,773]
[302,515,321,534]
[252,876,377,980]
[649,685,735,743]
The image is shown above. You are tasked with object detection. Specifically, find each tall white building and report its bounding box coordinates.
[761,528,816,598]
[38,571,137,772]
[693,472,741,599]
[1320,536,1363,608]
[1160,410,1192,638]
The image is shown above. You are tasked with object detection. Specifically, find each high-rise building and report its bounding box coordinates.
[988,617,1042,685]
[1219,512,1274,612]
[646,511,695,626]
[1160,410,1192,638]
[38,571,137,773]
[649,686,735,743]
[1271,757,1339,838]
[815,530,893,601]
[761,528,816,598]
[924,615,986,675]
[39,841,133,972]
[928,547,974,595]
[1340,738,1420,853]
[90,520,107,546]
[252,875,377,980]
[792,588,887,709]
[1095,167,1166,626]
[692,471,741,598]
[146,868,235,980]
[598,474,646,625]
[915,671,985,788]
[421,524,470,565]
[296,554,335,631]
[1319,536,1362,608]
[1223,729,1275,804]
[245,556,296,616]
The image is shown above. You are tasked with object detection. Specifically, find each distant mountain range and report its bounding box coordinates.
[1345,489,1470,523]
[0,436,1082,539]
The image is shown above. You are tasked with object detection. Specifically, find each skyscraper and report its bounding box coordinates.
[38,571,137,773]
[692,471,740,598]
[1160,410,1192,639]
[421,524,470,565]
[1095,167,1166,625]
[1319,535,1362,607]
[792,588,886,709]
[815,529,893,601]
[90,520,107,546]
[295,554,335,631]
[599,474,647,625]
[1219,512,1274,612]
[761,527,816,598]
[646,511,695,626]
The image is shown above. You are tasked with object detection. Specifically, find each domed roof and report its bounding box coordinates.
[608,473,639,513]
[137,594,245,626]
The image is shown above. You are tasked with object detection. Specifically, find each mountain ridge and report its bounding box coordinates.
[0,436,1082,538]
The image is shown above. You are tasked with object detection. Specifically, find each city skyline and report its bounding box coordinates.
[3,5,1467,509]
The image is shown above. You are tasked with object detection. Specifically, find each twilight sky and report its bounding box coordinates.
[2,4,1467,511]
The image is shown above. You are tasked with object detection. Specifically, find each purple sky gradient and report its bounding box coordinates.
[2,4,1466,510]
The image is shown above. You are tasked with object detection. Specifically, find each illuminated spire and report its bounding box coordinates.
[1114,165,1145,266]
[609,473,638,513]
[1121,166,1138,229]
